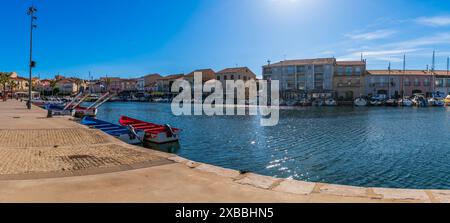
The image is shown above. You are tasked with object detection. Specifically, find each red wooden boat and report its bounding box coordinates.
[119,116,180,144]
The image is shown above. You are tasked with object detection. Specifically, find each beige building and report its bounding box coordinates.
[156,74,185,93]
[185,69,216,86]
[333,60,366,100]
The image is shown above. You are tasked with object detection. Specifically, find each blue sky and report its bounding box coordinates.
[2,0,450,79]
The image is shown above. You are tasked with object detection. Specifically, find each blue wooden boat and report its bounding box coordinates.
[80,117,145,145]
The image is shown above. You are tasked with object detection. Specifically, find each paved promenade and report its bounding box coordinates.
[0,100,449,203]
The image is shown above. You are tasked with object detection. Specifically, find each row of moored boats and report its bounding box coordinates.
[354,94,450,107]
[31,92,181,145]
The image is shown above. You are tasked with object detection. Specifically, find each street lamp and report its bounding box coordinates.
[26,5,37,109]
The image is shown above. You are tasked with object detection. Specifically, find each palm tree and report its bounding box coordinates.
[49,79,57,96]
[8,80,18,99]
[0,72,12,100]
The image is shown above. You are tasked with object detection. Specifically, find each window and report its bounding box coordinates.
[414,78,420,86]
[224,75,227,80]
[404,78,411,86]
[355,67,362,75]
[285,66,295,74]
[315,65,324,73]
[337,66,344,75]
[298,81,306,90]
[217,76,221,80]
[296,66,306,73]
[436,79,444,87]
[447,79,450,87]
[424,78,430,86]
[231,75,234,80]
[314,73,324,90]
[346,67,353,76]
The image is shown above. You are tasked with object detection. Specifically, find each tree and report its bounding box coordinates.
[8,80,18,99]
[49,79,57,96]
[0,72,12,100]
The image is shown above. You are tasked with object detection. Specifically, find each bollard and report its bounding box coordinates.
[47,109,53,118]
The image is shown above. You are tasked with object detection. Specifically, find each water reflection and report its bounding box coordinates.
[97,102,450,189]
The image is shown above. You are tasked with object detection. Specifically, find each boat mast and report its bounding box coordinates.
[432,50,436,95]
[388,61,391,98]
[402,54,406,98]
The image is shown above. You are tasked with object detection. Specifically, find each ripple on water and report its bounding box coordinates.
[97,103,450,189]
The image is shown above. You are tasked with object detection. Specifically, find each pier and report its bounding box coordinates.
[0,100,448,203]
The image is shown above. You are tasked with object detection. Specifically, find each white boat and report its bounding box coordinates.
[412,94,428,107]
[398,98,413,107]
[312,99,324,107]
[324,98,337,106]
[354,97,368,106]
[428,98,445,107]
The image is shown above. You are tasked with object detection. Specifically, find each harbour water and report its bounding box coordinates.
[97,102,450,189]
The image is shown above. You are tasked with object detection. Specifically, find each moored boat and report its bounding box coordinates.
[119,116,180,144]
[385,98,398,107]
[81,117,145,145]
[324,98,337,106]
[412,94,428,107]
[354,97,368,107]
[445,95,450,106]
[398,97,413,107]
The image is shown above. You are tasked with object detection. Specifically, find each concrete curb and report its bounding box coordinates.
[169,155,444,203]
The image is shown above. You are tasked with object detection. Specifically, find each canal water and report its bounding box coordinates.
[97,102,450,189]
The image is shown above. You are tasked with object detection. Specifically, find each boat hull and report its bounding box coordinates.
[119,116,180,144]
[354,98,367,107]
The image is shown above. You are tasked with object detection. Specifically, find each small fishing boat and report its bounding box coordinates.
[369,95,386,106]
[428,97,445,107]
[45,104,75,117]
[398,97,413,107]
[324,98,337,106]
[312,99,324,107]
[412,94,428,107]
[385,98,398,107]
[81,117,145,145]
[119,116,180,144]
[354,97,368,106]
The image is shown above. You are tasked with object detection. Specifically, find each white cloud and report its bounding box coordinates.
[416,16,450,27]
[346,29,397,41]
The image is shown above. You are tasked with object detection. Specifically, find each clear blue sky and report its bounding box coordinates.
[2,0,450,79]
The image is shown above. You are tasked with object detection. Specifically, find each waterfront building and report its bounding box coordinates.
[185,69,216,86]
[143,73,162,92]
[136,77,145,92]
[56,78,85,95]
[35,79,52,93]
[333,61,366,100]
[364,70,450,98]
[216,67,256,91]
[263,58,335,93]
[100,77,122,93]
[156,74,185,93]
[120,78,138,92]
[434,71,450,96]
[263,58,366,100]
